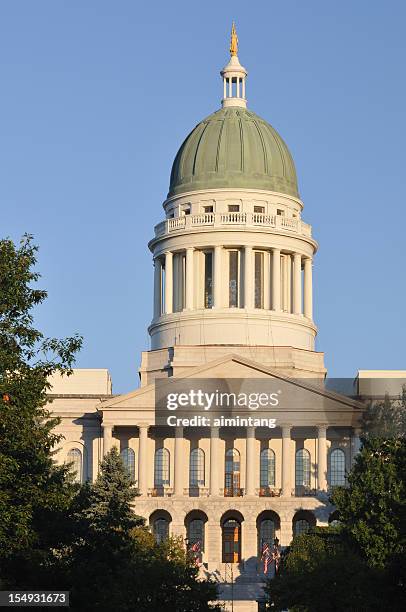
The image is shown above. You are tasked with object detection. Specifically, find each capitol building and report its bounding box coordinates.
[48,28,390,611]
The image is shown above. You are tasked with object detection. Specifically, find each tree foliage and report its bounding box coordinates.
[0,236,220,609]
[265,529,393,611]
[0,234,82,583]
[266,392,406,611]
[67,448,220,611]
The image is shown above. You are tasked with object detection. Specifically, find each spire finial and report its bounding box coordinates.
[230,22,238,57]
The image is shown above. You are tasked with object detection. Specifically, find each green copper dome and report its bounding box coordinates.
[168,107,299,199]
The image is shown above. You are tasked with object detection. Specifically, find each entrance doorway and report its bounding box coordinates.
[222,519,241,562]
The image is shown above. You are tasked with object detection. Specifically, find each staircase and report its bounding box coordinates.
[201,563,268,612]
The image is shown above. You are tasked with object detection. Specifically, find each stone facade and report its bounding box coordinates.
[48,35,371,611]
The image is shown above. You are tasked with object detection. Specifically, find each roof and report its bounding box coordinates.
[168,107,299,199]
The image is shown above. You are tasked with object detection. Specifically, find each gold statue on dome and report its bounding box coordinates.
[230,22,238,56]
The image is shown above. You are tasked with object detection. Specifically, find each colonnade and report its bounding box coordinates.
[102,423,360,497]
[153,247,313,318]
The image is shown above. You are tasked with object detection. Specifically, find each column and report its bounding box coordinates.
[103,424,112,456]
[153,257,162,318]
[304,257,313,319]
[210,426,220,496]
[293,253,302,315]
[245,426,256,496]
[223,77,227,99]
[281,425,291,496]
[138,424,149,496]
[244,246,253,309]
[174,426,184,496]
[283,254,292,312]
[242,78,245,99]
[243,520,258,572]
[236,77,240,98]
[228,77,232,97]
[164,251,173,314]
[272,248,281,311]
[186,247,194,310]
[317,425,328,492]
[207,521,222,571]
[214,245,222,308]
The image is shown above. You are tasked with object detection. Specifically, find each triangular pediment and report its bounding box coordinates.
[98,354,364,428]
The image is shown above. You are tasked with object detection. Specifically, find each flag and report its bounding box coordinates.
[191,540,201,553]
[261,542,271,574]
[272,545,281,573]
[189,540,201,566]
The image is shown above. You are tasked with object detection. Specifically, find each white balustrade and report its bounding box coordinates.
[220,211,247,223]
[167,217,186,231]
[191,212,214,225]
[154,211,311,238]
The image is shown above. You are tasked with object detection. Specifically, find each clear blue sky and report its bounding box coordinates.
[1,0,405,393]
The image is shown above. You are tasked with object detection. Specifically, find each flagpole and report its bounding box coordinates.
[231,563,234,612]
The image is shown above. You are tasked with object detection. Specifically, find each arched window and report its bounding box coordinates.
[260,448,275,488]
[188,519,205,552]
[189,448,205,487]
[154,448,170,486]
[154,518,169,544]
[295,449,311,488]
[225,448,240,496]
[121,447,135,480]
[294,519,310,536]
[329,448,346,486]
[259,519,275,550]
[67,448,82,484]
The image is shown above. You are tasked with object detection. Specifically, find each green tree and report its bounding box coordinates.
[0,235,82,586]
[332,437,405,569]
[68,448,220,611]
[266,393,406,611]
[265,529,391,612]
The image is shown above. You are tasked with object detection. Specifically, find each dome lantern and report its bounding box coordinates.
[221,23,247,109]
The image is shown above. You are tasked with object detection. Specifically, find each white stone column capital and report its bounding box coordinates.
[211,425,220,437]
[246,425,256,437]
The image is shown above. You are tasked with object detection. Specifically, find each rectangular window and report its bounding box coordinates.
[228,204,240,212]
[276,208,284,216]
[254,206,265,214]
[203,205,214,213]
[255,252,264,309]
[229,250,239,307]
[204,251,213,309]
